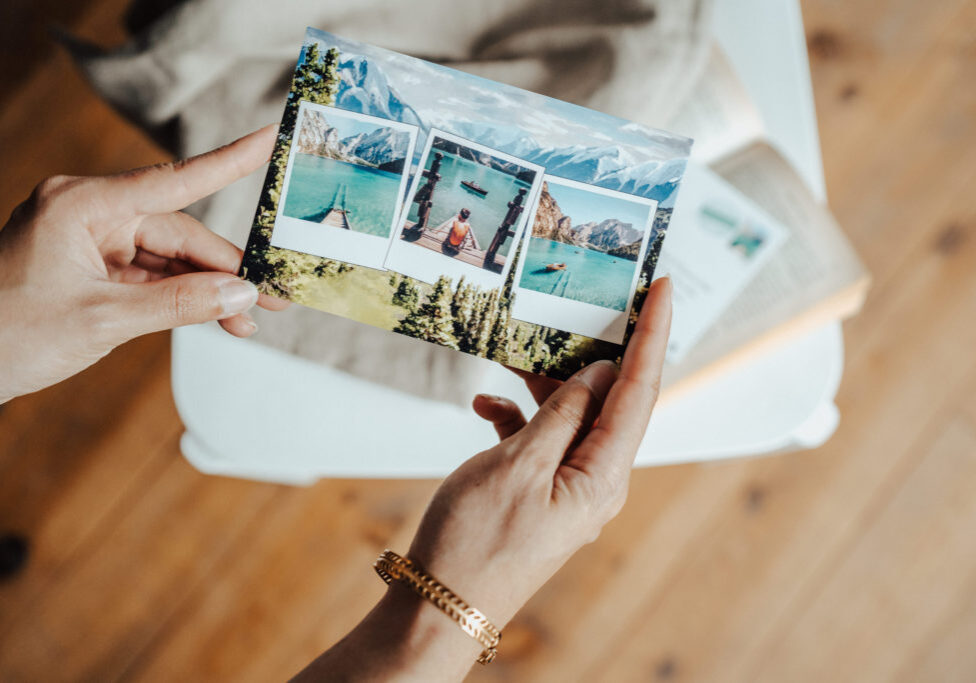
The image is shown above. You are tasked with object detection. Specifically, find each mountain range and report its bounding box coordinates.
[329,54,685,204]
[334,56,423,128]
[295,109,409,171]
[531,183,643,260]
[430,138,537,183]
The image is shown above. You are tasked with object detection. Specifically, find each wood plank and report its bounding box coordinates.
[2,0,976,681]
[750,415,976,681]
[403,219,506,272]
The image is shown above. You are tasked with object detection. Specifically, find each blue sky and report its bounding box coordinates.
[304,28,692,160]
[548,181,652,232]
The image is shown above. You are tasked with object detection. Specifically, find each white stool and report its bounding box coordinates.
[174,0,841,483]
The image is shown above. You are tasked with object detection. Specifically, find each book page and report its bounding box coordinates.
[662,141,869,393]
[657,163,789,363]
[666,45,765,166]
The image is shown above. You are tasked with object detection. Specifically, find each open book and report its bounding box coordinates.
[659,47,870,399]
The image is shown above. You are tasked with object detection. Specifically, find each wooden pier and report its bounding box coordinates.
[317,184,351,230]
[320,207,350,229]
[401,218,505,273]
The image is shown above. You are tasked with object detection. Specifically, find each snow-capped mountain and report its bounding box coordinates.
[333,54,685,203]
[573,219,643,251]
[295,109,408,168]
[335,56,422,127]
[342,127,410,166]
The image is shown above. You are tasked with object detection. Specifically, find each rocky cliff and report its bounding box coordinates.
[295,110,341,157]
[294,110,407,168]
[531,182,579,244]
[573,218,643,251]
[531,184,643,260]
[606,240,642,261]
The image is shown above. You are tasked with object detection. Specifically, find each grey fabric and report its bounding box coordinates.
[70,0,712,404]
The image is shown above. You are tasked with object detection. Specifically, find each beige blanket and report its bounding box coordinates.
[70,0,712,404]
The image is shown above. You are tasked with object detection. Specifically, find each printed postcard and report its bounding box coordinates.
[241,27,693,379]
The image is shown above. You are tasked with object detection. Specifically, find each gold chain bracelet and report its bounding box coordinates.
[373,549,501,664]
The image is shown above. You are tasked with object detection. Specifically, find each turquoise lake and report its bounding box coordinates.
[282,153,402,237]
[405,151,532,257]
[518,238,638,311]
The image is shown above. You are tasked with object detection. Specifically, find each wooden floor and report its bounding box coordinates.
[2,1,975,681]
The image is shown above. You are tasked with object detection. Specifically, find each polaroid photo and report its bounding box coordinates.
[383,129,545,290]
[270,101,419,270]
[511,175,659,345]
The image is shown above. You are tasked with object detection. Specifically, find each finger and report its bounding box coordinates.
[105,273,260,341]
[100,124,277,216]
[219,311,259,338]
[134,212,290,312]
[135,211,243,274]
[258,291,291,311]
[507,366,562,406]
[567,277,673,477]
[518,360,619,462]
[130,248,197,277]
[472,394,527,441]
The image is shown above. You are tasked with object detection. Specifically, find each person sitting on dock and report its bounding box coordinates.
[441,208,473,256]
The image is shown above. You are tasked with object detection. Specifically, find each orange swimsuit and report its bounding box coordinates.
[447,219,470,248]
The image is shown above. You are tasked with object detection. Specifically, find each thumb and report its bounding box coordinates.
[111,273,259,340]
[518,360,619,459]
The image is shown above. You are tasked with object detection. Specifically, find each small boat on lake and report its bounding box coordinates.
[545,262,567,272]
[460,180,488,196]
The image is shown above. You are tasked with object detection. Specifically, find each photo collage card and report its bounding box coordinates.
[241,28,693,379]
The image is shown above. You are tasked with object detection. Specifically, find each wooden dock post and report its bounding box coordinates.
[407,152,443,237]
[483,187,527,269]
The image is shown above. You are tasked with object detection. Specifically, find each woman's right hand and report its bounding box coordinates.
[407,276,672,631]
[296,276,672,682]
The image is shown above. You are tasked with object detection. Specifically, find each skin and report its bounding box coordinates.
[296,276,672,682]
[0,124,288,404]
[0,126,673,681]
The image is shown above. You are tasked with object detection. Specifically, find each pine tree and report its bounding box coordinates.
[486,302,511,363]
[394,276,459,349]
[457,291,485,353]
[452,282,478,342]
[450,276,467,319]
[392,279,419,308]
[473,291,499,356]
[242,44,341,290]
[544,328,573,358]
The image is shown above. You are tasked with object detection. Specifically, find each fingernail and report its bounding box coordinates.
[576,360,619,402]
[240,311,258,333]
[655,274,673,301]
[218,279,259,317]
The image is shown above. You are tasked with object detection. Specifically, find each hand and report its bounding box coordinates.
[411,276,672,627]
[296,277,672,682]
[0,125,287,404]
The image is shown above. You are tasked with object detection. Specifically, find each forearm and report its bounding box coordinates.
[292,583,482,682]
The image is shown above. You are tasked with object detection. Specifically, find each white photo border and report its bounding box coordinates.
[383,128,546,289]
[510,174,659,345]
[270,100,419,270]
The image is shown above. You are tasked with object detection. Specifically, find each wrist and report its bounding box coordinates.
[373,582,484,669]
[293,584,481,682]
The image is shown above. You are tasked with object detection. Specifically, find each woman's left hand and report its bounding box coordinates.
[0,125,287,404]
